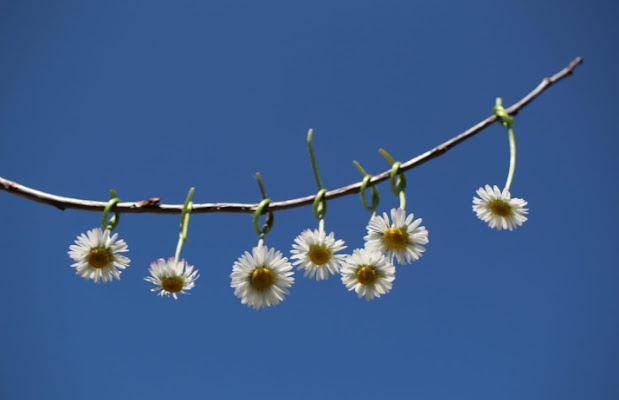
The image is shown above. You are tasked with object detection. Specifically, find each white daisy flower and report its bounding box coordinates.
[290,228,347,280]
[473,184,528,231]
[145,258,199,300]
[68,227,130,283]
[364,208,429,265]
[230,244,294,310]
[341,248,395,301]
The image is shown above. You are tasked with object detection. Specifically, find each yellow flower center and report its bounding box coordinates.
[384,228,408,249]
[160,277,185,293]
[251,267,273,290]
[489,200,512,217]
[357,265,377,285]
[87,248,110,269]
[308,246,331,265]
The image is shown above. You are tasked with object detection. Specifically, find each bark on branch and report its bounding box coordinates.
[0,57,583,215]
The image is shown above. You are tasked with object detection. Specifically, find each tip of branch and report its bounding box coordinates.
[567,56,584,74]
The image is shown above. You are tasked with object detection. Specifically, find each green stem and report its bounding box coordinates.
[318,217,325,233]
[256,172,267,199]
[378,148,395,165]
[101,190,120,231]
[355,161,381,214]
[174,236,184,263]
[253,198,273,237]
[175,187,195,263]
[382,149,407,209]
[307,129,323,190]
[505,127,516,192]
[352,160,367,176]
[493,98,516,192]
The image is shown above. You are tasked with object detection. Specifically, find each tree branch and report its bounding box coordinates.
[0,57,583,215]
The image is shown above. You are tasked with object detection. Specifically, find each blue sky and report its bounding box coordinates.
[1,1,618,399]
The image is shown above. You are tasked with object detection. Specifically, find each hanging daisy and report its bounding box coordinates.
[472,98,529,231]
[145,187,200,299]
[364,207,429,265]
[145,258,199,299]
[231,244,295,310]
[341,248,395,301]
[68,227,130,283]
[68,191,130,283]
[232,175,295,310]
[291,129,348,280]
[473,184,528,231]
[291,228,347,280]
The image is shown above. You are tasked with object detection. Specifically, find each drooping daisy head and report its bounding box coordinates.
[364,208,429,265]
[68,227,130,283]
[231,244,294,310]
[341,248,396,301]
[290,228,347,280]
[145,258,199,300]
[473,184,528,231]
